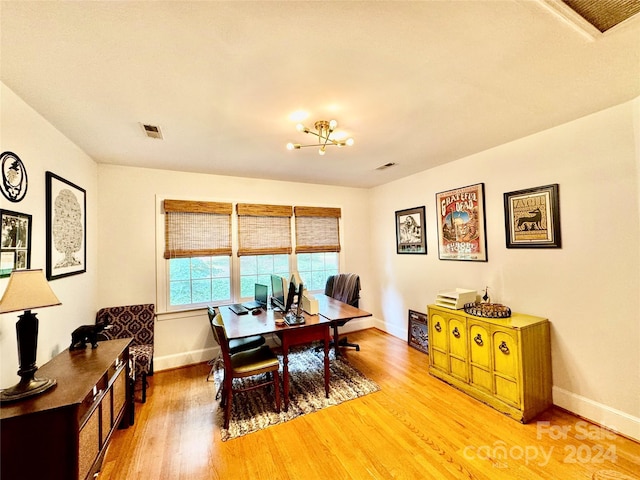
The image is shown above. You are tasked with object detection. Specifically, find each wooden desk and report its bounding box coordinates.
[316,294,372,355]
[1,338,132,480]
[218,306,331,411]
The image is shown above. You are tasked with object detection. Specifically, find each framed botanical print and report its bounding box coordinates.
[504,183,561,248]
[0,209,31,277]
[435,183,487,261]
[395,206,427,254]
[46,171,87,280]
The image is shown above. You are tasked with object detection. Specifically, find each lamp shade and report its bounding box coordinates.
[0,269,61,314]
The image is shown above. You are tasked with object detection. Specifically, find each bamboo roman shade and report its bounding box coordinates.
[294,206,341,253]
[237,203,293,256]
[163,199,232,259]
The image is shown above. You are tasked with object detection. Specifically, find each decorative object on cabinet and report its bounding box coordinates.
[464,302,512,318]
[435,183,487,261]
[69,319,112,350]
[435,288,477,309]
[395,206,427,254]
[46,171,87,280]
[0,269,62,402]
[503,183,561,248]
[0,338,132,480]
[0,151,28,202]
[427,304,552,423]
[408,309,428,354]
[0,209,32,277]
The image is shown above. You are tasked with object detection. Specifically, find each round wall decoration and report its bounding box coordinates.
[1,151,28,202]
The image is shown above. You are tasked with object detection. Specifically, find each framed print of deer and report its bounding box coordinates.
[504,184,561,248]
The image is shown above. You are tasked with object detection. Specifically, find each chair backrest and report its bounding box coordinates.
[97,304,155,347]
[325,273,360,307]
[208,306,221,347]
[211,313,231,364]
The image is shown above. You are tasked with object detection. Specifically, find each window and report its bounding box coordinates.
[237,203,293,300]
[297,252,339,291]
[164,200,232,309]
[169,256,231,305]
[239,254,289,298]
[295,206,341,292]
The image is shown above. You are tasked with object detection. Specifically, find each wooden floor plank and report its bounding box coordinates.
[101,329,640,480]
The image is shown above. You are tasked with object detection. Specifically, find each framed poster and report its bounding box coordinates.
[504,184,561,248]
[46,171,86,280]
[0,209,32,277]
[436,183,487,261]
[395,206,427,254]
[408,309,428,354]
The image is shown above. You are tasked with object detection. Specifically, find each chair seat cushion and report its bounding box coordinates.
[231,346,279,375]
[130,344,153,375]
[229,335,265,355]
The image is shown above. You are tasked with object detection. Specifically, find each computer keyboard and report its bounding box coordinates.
[229,304,249,315]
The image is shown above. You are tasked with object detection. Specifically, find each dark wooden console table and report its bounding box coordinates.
[1,338,132,480]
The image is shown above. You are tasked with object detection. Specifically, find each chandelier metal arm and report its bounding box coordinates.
[287,119,353,153]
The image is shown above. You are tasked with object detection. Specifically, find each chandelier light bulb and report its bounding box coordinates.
[346,138,354,146]
[319,147,326,156]
[296,123,305,132]
[329,119,338,130]
[286,143,295,150]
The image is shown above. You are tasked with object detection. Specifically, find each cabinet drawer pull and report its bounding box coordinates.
[435,322,442,332]
[499,341,510,355]
[452,326,460,338]
[474,333,483,346]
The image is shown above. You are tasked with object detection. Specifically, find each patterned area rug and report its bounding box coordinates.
[213,346,380,441]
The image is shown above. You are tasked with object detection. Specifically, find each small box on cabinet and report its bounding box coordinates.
[435,288,477,309]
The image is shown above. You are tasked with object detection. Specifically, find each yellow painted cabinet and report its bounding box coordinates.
[428,305,552,423]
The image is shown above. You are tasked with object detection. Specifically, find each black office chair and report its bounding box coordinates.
[206,306,266,384]
[325,273,361,351]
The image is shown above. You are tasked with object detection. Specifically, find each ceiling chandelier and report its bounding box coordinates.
[286,120,354,156]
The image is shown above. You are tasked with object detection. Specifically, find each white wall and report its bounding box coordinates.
[0,83,99,388]
[369,99,640,440]
[3,78,638,441]
[96,165,373,369]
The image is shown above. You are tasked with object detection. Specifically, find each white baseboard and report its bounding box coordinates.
[553,386,640,442]
[155,347,216,372]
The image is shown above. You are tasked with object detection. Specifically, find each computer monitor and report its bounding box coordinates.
[270,274,286,311]
[284,280,305,324]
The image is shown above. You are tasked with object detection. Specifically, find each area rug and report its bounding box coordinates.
[213,347,380,441]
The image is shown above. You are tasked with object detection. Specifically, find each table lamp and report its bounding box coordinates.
[0,269,62,402]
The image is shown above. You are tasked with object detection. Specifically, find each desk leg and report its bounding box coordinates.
[323,330,330,398]
[282,341,290,412]
[332,323,341,357]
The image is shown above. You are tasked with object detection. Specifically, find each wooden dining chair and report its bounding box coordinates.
[206,306,266,383]
[211,313,281,429]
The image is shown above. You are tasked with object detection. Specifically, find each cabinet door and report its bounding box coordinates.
[78,407,100,480]
[429,312,449,373]
[448,317,468,381]
[469,323,492,393]
[493,330,520,406]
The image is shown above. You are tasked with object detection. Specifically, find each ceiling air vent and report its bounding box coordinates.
[376,162,397,171]
[140,123,163,140]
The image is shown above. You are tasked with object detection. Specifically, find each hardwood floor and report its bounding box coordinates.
[100,329,640,480]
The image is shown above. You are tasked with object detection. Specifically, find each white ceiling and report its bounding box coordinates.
[2,1,639,188]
